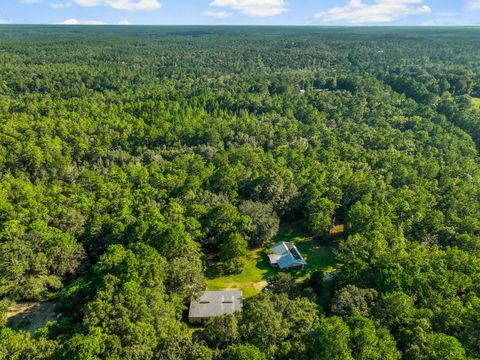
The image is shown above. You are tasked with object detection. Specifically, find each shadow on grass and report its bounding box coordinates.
[205,251,271,281]
[255,252,279,279]
[205,266,222,280]
[7,302,58,335]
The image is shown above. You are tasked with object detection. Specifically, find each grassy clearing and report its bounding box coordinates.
[205,223,337,298]
[472,97,480,109]
[7,302,57,334]
[206,249,274,298]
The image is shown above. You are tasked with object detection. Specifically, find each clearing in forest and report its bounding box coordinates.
[6,302,58,334]
[206,223,337,298]
[472,97,480,109]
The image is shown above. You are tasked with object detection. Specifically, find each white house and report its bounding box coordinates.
[268,242,307,270]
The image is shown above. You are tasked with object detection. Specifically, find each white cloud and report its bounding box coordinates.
[49,2,72,8]
[203,10,232,19]
[59,18,106,24]
[209,0,287,17]
[470,0,480,10]
[118,19,131,24]
[313,0,432,24]
[72,0,99,5]
[74,0,161,10]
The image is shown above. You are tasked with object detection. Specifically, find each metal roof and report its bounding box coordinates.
[189,290,243,319]
[269,242,307,269]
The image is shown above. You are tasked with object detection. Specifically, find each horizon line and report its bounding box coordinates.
[0,24,480,27]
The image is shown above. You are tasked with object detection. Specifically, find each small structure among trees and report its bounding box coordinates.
[189,290,243,323]
[268,242,307,270]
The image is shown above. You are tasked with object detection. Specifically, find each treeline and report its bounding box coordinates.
[0,26,480,359]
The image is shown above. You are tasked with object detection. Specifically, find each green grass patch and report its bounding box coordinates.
[471,97,480,109]
[206,249,274,298]
[205,223,337,298]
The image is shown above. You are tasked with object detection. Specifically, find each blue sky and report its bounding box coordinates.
[1,0,479,26]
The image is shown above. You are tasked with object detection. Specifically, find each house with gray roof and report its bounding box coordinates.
[188,290,243,323]
[268,241,307,270]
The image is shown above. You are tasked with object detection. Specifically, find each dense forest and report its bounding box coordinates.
[1,25,480,359]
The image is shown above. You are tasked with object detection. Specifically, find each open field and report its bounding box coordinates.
[206,223,337,298]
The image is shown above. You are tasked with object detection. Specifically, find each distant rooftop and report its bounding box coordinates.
[188,290,243,323]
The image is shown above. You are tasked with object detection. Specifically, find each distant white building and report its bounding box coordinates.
[188,290,243,323]
[268,242,307,270]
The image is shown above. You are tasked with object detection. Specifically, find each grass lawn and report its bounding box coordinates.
[206,249,274,298]
[472,97,480,109]
[205,223,337,298]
